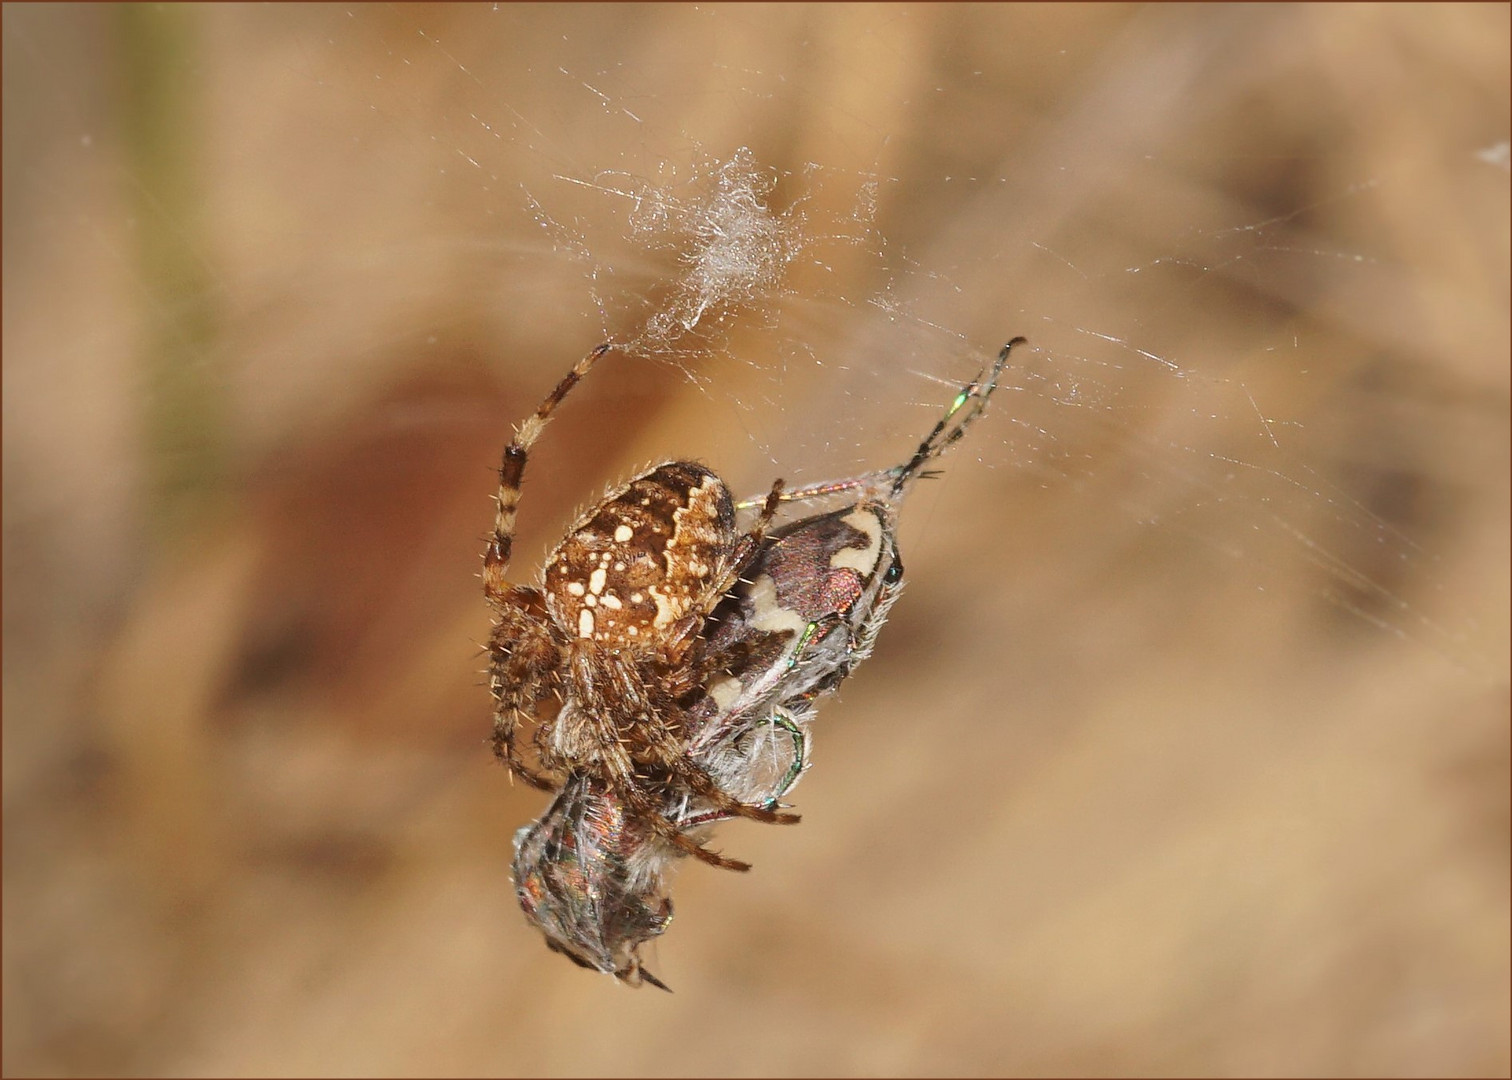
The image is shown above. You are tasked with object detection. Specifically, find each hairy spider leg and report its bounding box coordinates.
[488,584,562,790]
[568,698,760,871]
[705,477,786,614]
[617,771,756,873]
[484,342,613,593]
[486,343,613,790]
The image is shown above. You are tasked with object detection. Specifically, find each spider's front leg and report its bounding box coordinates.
[642,476,786,679]
[708,478,785,601]
[488,584,564,791]
[484,345,613,789]
[484,344,613,590]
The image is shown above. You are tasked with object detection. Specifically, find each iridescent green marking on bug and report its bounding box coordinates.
[762,712,807,806]
[786,621,821,669]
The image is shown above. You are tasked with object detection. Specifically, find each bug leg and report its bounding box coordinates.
[632,964,673,993]
[679,710,809,830]
[733,471,890,509]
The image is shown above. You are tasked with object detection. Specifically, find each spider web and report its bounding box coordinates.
[3,4,1508,1075]
[304,5,1500,665]
[8,5,1502,667]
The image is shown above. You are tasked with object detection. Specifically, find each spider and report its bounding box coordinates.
[506,338,1025,987]
[485,343,802,872]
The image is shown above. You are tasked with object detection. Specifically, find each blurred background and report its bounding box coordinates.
[3,3,1507,1075]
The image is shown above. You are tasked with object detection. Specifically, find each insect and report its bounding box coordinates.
[511,772,677,990]
[497,338,1025,987]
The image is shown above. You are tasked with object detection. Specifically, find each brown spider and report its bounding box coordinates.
[483,344,797,872]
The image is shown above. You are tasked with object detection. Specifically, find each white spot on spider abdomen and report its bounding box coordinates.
[588,567,607,595]
[647,585,683,628]
[578,609,595,638]
[613,524,634,543]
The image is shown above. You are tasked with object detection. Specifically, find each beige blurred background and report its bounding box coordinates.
[3,4,1507,1076]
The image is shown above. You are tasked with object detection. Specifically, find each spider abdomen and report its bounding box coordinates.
[543,462,736,650]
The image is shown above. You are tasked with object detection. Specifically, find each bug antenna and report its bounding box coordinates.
[888,337,1025,498]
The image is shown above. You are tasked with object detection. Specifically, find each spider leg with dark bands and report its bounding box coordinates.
[484,343,613,600]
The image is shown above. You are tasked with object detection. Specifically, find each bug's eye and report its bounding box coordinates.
[884,558,904,584]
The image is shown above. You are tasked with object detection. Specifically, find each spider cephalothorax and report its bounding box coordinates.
[497,339,1025,987]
